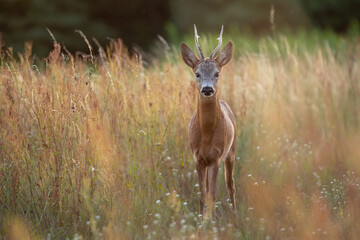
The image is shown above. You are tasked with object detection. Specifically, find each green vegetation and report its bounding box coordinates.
[1,0,359,56]
[0,32,360,239]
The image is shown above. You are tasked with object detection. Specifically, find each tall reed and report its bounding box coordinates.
[0,33,359,239]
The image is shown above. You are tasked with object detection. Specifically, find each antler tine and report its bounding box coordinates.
[194,24,204,60]
[210,25,224,59]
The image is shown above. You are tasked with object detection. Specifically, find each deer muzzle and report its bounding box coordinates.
[200,86,215,97]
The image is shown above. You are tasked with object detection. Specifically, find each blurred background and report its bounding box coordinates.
[0,0,359,57]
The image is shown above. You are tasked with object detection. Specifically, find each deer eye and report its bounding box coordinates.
[195,73,200,79]
[214,72,219,78]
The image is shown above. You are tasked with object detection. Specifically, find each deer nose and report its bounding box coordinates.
[201,86,215,96]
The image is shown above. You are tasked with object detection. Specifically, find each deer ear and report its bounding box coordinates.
[181,42,199,68]
[215,41,233,67]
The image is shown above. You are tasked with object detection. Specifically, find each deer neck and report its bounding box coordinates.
[197,92,221,140]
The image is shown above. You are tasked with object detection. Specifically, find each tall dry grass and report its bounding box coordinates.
[0,34,359,239]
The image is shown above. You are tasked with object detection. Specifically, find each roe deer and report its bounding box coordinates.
[181,25,236,218]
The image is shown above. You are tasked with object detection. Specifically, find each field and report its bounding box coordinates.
[0,31,360,239]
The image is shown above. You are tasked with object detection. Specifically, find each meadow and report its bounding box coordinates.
[0,30,360,239]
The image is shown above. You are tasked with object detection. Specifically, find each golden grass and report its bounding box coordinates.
[0,35,359,239]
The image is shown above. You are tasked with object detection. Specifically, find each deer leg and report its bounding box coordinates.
[196,162,206,217]
[205,167,209,194]
[225,154,236,210]
[207,162,220,209]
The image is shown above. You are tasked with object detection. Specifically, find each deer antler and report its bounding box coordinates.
[210,25,224,59]
[194,24,204,60]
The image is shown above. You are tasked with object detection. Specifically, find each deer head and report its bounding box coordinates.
[181,25,233,97]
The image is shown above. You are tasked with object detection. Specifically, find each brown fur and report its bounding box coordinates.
[181,40,236,217]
